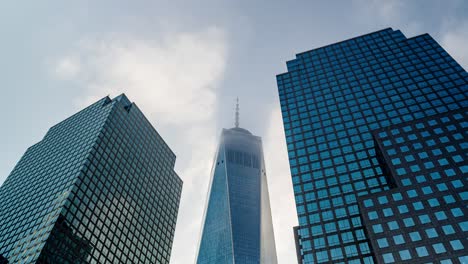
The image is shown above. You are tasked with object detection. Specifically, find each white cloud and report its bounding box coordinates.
[264,105,298,263]
[57,28,226,126]
[52,27,227,264]
[54,55,81,79]
[352,0,405,22]
[370,0,404,22]
[442,20,468,69]
[350,0,423,37]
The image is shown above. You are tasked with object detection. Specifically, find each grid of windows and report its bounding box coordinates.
[226,148,261,168]
[277,28,468,263]
[0,94,182,263]
[360,109,467,263]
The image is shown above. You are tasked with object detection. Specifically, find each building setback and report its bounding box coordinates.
[360,108,467,263]
[0,94,182,263]
[276,28,467,263]
[196,103,278,264]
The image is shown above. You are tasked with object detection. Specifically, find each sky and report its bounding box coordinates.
[0,0,467,263]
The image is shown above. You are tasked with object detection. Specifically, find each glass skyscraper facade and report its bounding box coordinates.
[196,121,277,264]
[276,28,467,263]
[0,94,182,263]
[360,108,467,263]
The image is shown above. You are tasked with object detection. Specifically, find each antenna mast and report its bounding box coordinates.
[235,98,240,128]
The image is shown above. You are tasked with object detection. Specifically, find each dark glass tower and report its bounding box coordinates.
[0,94,182,263]
[196,101,277,264]
[276,28,467,263]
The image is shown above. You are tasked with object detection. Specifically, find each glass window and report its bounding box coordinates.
[405,154,415,161]
[392,193,402,201]
[444,195,456,204]
[393,234,404,245]
[407,189,417,198]
[312,224,324,235]
[425,228,438,238]
[442,225,455,235]
[330,247,344,260]
[409,231,422,242]
[342,231,354,243]
[435,211,447,221]
[430,171,441,180]
[359,242,371,254]
[355,229,366,240]
[303,253,313,263]
[363,199,374,207]
[451,180,463,188]
[338,219,350,230]
[451,208,464,217]
[325,222,336,232]
[424,161,435,169]
[316,250,329,263]
[314,237,326,249]
[378,196,388,204]
[383,253,395,263]
[437,183,448,191]
[403,217,415,227]
[377,238,389,248]
[421,185,433,195]
[416,246,429,257]
[368,211,378,220]
[388,221,399,230]
[372,224,383,233]
[327,234,340,246]
[398,205,408,214]
[419,214,430,224]
[416,175,426,183]
[428,198,440,207]
[399,250,411,260]
[383,208,394,217]
[450,240,464,251]
[410,164,420,172]
[302,240,312,250]
[432,243,446,254]
[345,245,358,257]
[459,221,468,232]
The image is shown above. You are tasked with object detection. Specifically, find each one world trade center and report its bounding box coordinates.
[196,100,278,264]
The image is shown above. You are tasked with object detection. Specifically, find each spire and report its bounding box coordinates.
[235,97,240,128]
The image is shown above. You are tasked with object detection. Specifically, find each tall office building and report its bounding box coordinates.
[196,101,277,264]
[0,94,182,263]
[276,28,467,263]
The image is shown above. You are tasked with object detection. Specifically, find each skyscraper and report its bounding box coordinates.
[196,100,278,264]
[0,94,182,263]
[276,28,467,263]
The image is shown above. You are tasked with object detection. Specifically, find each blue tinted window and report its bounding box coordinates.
[450,240,464,251]
[399,250,411,260]
[377,238,389,248]
[409,232,422,241]
[383,253,395,263]
[416,246,429,257]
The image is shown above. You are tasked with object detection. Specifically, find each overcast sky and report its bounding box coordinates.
[0,1,467,263]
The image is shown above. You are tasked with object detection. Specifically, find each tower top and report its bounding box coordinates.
[235,97,240,128]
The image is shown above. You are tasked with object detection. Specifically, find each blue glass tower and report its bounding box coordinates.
[0,94,182,263]
[276,28,467,263]
[196,101,278,264]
